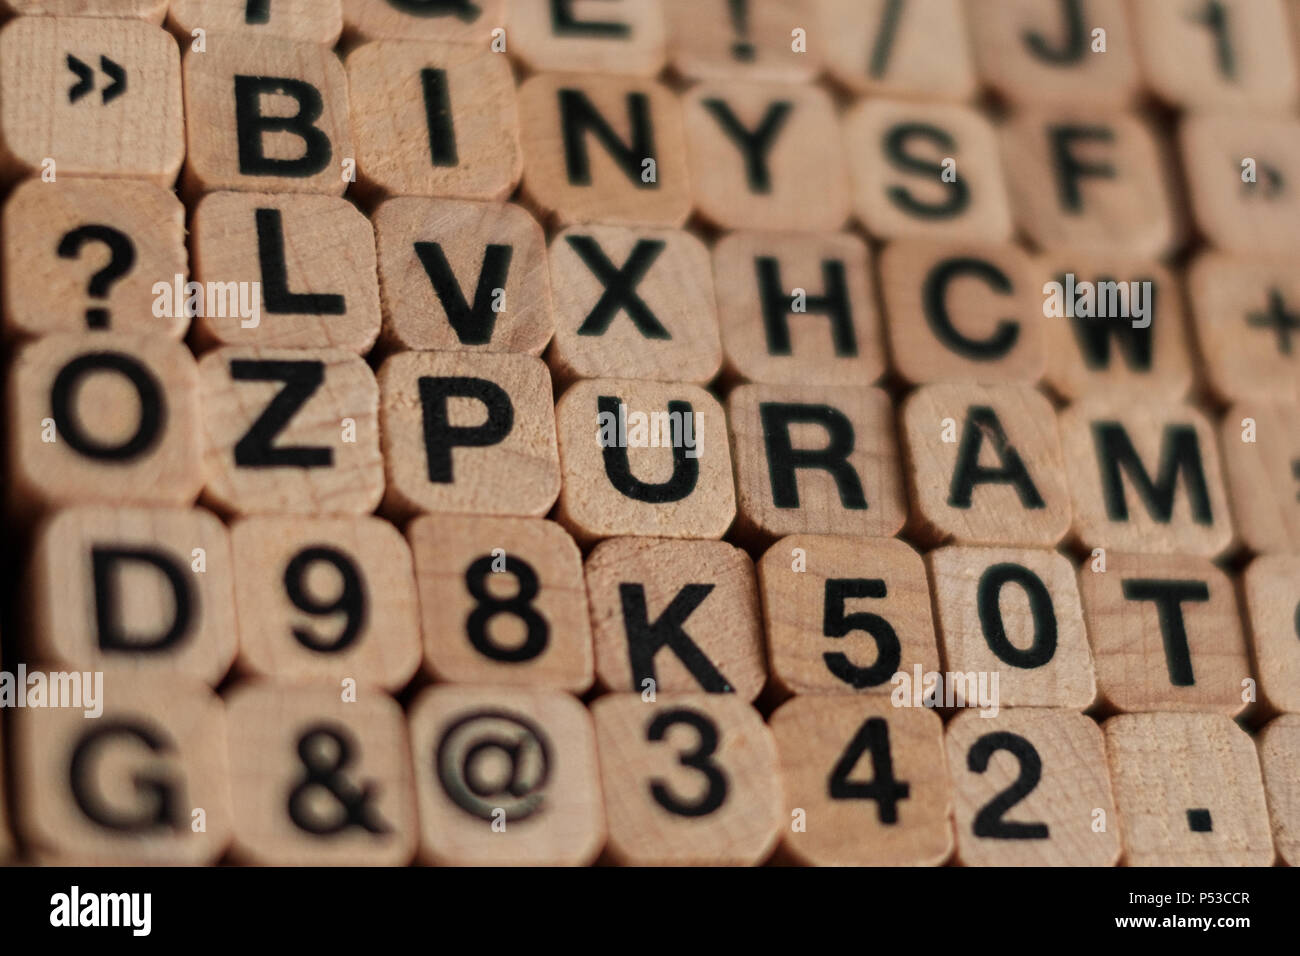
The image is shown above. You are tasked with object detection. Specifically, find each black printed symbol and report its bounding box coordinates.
[1292,459,1300,501]
[436,711,551,822]
[67,54,126,105]
[1187,808,1213,833]
[386,0,480,21]
[287,725,390,836]
[57,225,136,329]
[1247,290,1300,356]
[728,0,755,61]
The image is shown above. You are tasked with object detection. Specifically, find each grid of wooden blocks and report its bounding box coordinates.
[0,0,1297,867]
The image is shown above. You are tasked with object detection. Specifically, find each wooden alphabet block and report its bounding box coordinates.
[900,384,1071,548]
[27,505,237,686]
[517,72,691,228]
[584,537,766,701]
[198,347,383,516]
[757,534,940,699]
[506,0,666,76]
[373,197,552,356]
[816,0,976,100]
[1078,553,1250,716]
[168,0,344,45]
[1131,0,1297,113]
[342,0,503,45]
[879,240,1046,386]
[2,177,188,340]
[408,684,605,866]
[0,16,183,186]
[664,0,820,84]
[1241,555,1300,715]
[946,709,1119,866]
[182,34,352,197]
[407,514,593,693]
[1058,397,1233,556]
[1223,404,1300,554]
[928,547,1095,711]
[547,224,720,384]
[770,696,952,866]
[225,680,417,865]
[379,350,561,521]
[231,515,422,692]
[729,383,906,543]
[555,378,733,542]
[1,0,167,20]
[842,100,1013,244]
[1258,715,1300,865]
[190,191,382,353]
[8,333,203,511]
[346,40,520,203]
[1105,712,1274,866]
[592,693,781,865]
[1000,109,1176,258]
[682,81,849,233]
[12,673,231,864]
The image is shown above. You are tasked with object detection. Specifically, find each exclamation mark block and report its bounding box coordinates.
[730,0,756,60]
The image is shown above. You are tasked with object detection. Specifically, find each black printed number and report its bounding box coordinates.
[465,555,549,663]
[284,547,366,653]
[647,710,727,817]
[829,717,910,824]
[967,732,1050,840]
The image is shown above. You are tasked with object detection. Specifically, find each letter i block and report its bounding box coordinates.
[198,347,384,516]
[728,383,906,543]
[1078,553,1251,716]
[8,333,203,511]
[230,515,422,692]
[379,350,561,521]
[584,537,767,701]
[182,34,352,197]
[593,694,782,866]
[946,710,1120,866]
[770,697,953,866]
[0,16,183,185]
[408,685,605,866]
[1221,402,1300,554]
[13,673,232,865]
[167,0,344,45]
[1258,715,1300,866]
[506,0,666,76]
[190,192,382,353]
[1241,556,1300,716]
[555,379,733,543]
[664,0,820,83]
[27,506,237,685]
[1058,397,1233,556]
[1105,713,1274,866]
[342,0,503,45]
[225,681,417,865]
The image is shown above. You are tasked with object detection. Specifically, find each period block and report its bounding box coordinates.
[168,0,344,46]
[1241,555,1300,715]
[506,0,666,76]
[664,0,820,84]
[1258,715,1300,866]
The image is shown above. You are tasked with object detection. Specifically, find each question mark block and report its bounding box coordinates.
[341,0,503,45]
[167,0,343,45]
[3,177,187,339]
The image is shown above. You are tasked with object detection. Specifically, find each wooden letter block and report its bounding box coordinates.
[547,225,720,384]
[1000,110,1175,258]
[13,673,231,865]
[198,347,383,516]
[168,0,344,45]
[1222,402,1300,554]
[928,547,1095,711]
[771,696,952,866]
[1058,397,1233,556]
[947,709,1118,866]
[407,514,593,693]
[816,0,976,100]
[408,684,605,866]
[879,240,1046,386]
[713,231,885,387]
[683,81,849,233]
[757,534,940,699]
[592,693,781,866]
[506,0,667,76]
[190,191,382,353]
[555,378,732,542]
[518,73,691,228]
[2,178,188,339]
[1242,555,1300,715]
[843,100,1012,244]
[230,515,421,692]
[342,0,503,45]
[665,0,820,84]
[1258,715,1300,866]
[1131,0,1297,113]
[728,383,906,542]
[379,350,560,521]
[225,680,417,865]
[1105,712,1274,866]
[347,40,520,203]
[28,505,237,686]
[373,197,552,356]
[1079,553,1250,716]
[182,34,352,197]
[8,333,203,510]
[1,0,167,20]
[584,537,766,700]
[1039,251,1193,402]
